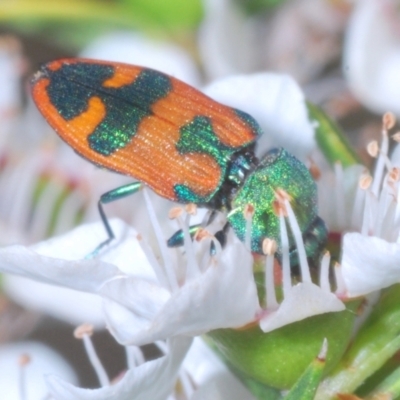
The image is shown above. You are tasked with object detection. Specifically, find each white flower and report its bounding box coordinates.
[0,341,77,400]
[204,73,316,161]
[182,337,256,400]
[0,190,260,346]
[46,336,192,400]
[318,115,400,297]
[198,0,257,80]
[81,32,201,87]
[0,219,149,328]
[344,0,400,115]
[100,190,260,346]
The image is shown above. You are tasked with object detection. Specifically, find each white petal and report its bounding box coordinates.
[81,32,201,87]
[0,341,77,400]
[344,0,400,115]
[0,219,154,290]
[204,73,315,160]
[103,237,260,346]
[259,282,345,332]
[3,275,106,327]
[45,336,192,400]
[198,0,257,80]
[342,232,400,297]
[0,220,156,324]
[184,338,256,400]
[317,164,365,231]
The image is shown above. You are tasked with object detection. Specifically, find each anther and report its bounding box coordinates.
[262,238,277,256]
[185,203,197,215]
[392,131,400,142]
[18,354,31,367]
[383,111,396,131]
[275,188,291,202]
[308,159,321,180]
[389,167,400,183]
[367,140,379,158]
[359,173,373,190]
[243,204,255,219]
[168,207,184,219]
[74,323,110,387]
[74,323,94,339]
[194,227,211,241]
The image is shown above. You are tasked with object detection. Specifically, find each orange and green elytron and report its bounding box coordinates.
[31,58,327,264]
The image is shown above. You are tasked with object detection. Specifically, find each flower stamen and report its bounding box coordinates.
[279,213,291,298]
[283,196,311,283]
[18,353,30,400]
[371,128,389,197]
[263,238,279,310]
[143,189,177,291]
[319,251,331,293]
[74,323,110,387]
[334,162,346,231]
[243,204,254,251]
[334,263,346,298]
[125,345,145,369]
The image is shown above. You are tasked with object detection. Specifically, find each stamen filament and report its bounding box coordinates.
[374,180,391,237]
[138,237,171,291]
[178,212,200,281]
[371,130,388,197]
[18,354,30,400]
[279,214,291,298]
[334,162,346,229]
[265,255,278,310]
[143,189,178,292]
[381,198,398,242]
[75,324,110,387]
[83,335,110,387]
[284,199,311,283]
[334,263,346,297]
[244,204,254,251]
[351,184,365,230]
[319,251,331,293]
[125,345,145,369]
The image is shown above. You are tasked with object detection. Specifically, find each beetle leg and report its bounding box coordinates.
[85,181,143,259]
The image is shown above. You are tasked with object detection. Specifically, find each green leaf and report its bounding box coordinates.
[307,102,360,168]
[0,0,203,38]
[366,365,400,399]
[316,284,400,399]
[207,300,360,390]
[120,0,203,31]
[234,0,289,14]
[284,339,327,400]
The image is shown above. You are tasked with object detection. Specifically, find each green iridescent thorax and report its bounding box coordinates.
[227,148,318,257]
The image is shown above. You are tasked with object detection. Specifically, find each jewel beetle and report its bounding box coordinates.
[31,58,327,263]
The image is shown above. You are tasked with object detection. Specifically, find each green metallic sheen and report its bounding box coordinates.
[227,148,318,256]
[88,69,171,155]
[45,62,172,157]
[234,108,263,137]
[174,183,211,204]
[175,115,257,203]
[176,115,234,166]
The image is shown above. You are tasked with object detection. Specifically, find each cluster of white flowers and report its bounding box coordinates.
[1,0,400,398]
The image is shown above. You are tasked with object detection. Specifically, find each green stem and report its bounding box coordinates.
[316,285,400,399]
